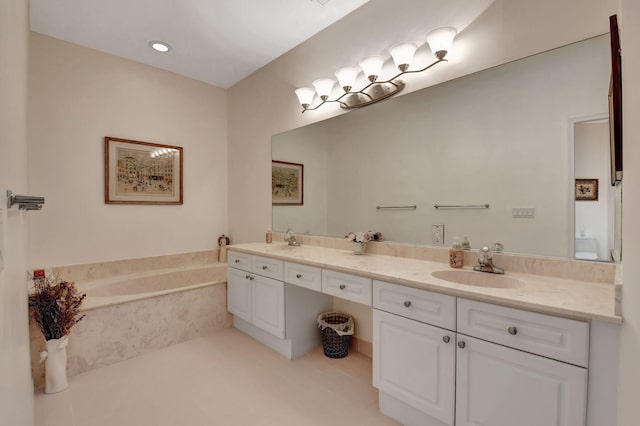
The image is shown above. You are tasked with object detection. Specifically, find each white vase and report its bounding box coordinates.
[41,335,69,394]
[352,242,366,255]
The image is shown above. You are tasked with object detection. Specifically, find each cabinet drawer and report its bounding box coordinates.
[228,251,252,271]
[373,280,456,331]
[284,262,322,292]
[252,255,284,280]
[322,269,372,306]
[458,298,589,367]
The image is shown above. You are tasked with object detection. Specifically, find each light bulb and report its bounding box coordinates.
[359,56,385,82]
[312,78,336,101]
[295,87,316,108]
[426,27,457,60]
[389,43,418,72]
[335,67,360,92]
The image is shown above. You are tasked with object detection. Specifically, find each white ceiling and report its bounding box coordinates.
[29,0,370,88]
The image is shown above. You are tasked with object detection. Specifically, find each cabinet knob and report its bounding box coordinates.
[262,265,268,270]
[442,336,450,343]
[457,340,466,349]
[339,284,346,290]
[245,274,254,281]
[403,300,412,308]
[296,274,302,279]
[508,326,518,335]
[234,259,240,263]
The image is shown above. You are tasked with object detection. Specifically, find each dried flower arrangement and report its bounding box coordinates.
[345,231,383,243]
[28,275,86,341]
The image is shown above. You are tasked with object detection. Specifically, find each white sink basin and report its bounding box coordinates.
[431,270,525,289]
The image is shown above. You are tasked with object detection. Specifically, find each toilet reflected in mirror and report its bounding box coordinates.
[575,235,598,261]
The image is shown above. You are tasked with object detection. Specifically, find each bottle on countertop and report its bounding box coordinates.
[461,235,471,250]
[449,236,463,269]
[266,228,273,244]
[218,234,229,263]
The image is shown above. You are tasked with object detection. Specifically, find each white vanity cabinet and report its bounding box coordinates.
[456,298,589,426]
[227,252,285,338]
[373,281,590,426]
[373,280,457,426]
[227,251,332,360]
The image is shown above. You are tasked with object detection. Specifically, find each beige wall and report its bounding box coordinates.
[618,2,640,425]
[0,0,34,424]
[28,34,228,267]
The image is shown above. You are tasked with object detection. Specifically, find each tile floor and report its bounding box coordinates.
[35,328,400,426]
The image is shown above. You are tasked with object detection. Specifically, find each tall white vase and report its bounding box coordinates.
[41,335,69,394]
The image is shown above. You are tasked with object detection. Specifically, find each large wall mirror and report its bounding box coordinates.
[272,34,622,262]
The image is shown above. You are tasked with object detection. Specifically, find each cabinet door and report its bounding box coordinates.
[373,309,455,425]
[227,267,252,322]
[252,275,285,338]
[456,335,587,426]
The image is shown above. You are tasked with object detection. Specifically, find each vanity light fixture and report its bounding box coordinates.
[295,26,457,112]
[149,41,171,53]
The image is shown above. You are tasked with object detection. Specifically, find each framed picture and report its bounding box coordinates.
[575,179,598,201]
[272,160,303,205]
[105,136,183,205]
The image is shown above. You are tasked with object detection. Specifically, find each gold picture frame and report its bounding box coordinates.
[575,178,598,201]
[272,160,303,205]
[105,136,183,205]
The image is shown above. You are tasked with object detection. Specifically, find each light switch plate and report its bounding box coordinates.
[432,224,444,245]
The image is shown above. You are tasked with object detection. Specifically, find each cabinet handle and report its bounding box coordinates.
[296,274,302,279]
[403,300,412,308]
[245,275,254,281]
[234,259,240,263]
[262,265,268,270]
[508,326,518,335]
[442,336,450,343]
[457,340,466,349]
[339,284,346,290]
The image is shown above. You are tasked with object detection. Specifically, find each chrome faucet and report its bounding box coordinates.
[473,246,504,274]
[284,228,300,246]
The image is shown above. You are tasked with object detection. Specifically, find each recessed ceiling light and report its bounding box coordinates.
[149,41,171,53]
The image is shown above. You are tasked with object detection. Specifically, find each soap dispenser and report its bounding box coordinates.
[449,237,463,269]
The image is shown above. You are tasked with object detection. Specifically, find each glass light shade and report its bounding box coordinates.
[335,67,360,92]
[389,43,418,70]
[295,87,316,107]
[359,56,385,81]
[312,78,336,100]
[426,27,457,59]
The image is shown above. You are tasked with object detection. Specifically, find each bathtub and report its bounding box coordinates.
[30,253,231,389]
[81,264,227,310]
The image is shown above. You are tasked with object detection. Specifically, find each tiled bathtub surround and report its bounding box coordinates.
[30,252,231,389]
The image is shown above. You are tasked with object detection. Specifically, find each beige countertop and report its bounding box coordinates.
[228,242,622,324]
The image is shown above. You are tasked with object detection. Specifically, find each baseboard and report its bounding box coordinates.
[351,336,372,358]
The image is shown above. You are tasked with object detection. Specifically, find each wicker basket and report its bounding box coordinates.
[317,312,354,359]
